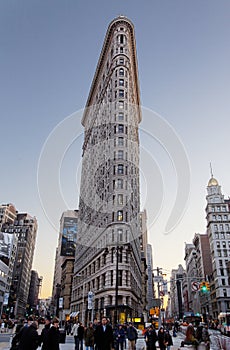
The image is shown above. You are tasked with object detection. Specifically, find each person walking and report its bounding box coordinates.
[71,321,79,350]
[46,317,60,350]
[10,319,24,350]
[195,323,203,343]
[78,322,85,350]
[94,316,113,350]
[84,322,95,350]
[93,318,98,350]
[115,324,126,350]
[144,325,158,350]
[18,320,39,350]
[39,316,52,350]
[164,330,173,350]
[126,323,138,350]
[202,324,210,350]
[181,324,199,347]
[157,327,166,350]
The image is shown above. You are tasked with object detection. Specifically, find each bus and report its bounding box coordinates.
[218,312,230,336]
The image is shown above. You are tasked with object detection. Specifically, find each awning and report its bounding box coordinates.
[70,311,80,318]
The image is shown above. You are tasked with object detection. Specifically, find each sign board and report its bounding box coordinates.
[163,280,168,293]
[153,276,163,283]
[3,292,9,306]
[59,297,63,309]
[120,312,125,324]
[61,217,77,257]
[191,281,200,292]
[152,298,161,307]
[88,291,94,310]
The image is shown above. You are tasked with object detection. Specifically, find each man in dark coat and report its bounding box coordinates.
[18,321,39,350]
[145,325,158,350]
[114,324,126,350]
[126,323,138,350]
[77,322,85,350]
[39,316,52,350]
[47,317,60,350]
[95,316,113,350]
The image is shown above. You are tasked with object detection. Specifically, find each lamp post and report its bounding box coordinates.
[114,245,119,325]
[82,281,86,325]
[176,275,183,320]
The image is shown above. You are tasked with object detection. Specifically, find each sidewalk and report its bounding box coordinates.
[0,334,184,350]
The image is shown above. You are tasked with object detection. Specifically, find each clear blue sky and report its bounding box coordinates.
[1,0,230,297]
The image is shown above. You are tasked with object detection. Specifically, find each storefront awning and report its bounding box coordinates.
[70,311,80,318]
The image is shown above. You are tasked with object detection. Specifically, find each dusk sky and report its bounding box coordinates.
[1,1,230,298]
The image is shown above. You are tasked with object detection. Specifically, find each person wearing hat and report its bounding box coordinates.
[47,317,60,350]
[39,316,52,350]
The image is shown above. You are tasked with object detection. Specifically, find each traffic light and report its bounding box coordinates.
[205,282,210,291]
[200,281,208,293]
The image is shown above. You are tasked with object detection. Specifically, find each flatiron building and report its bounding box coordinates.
[71,16,143,324]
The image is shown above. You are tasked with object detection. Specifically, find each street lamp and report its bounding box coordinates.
[114,245,120,325]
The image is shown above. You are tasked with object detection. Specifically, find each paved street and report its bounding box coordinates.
[1,329,230,349]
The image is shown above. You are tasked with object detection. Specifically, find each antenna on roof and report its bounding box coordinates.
[210,162,213,178]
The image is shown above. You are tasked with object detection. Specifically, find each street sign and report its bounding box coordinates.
[191,281,200,291]
[163,280,168,293]
[88,291,94,310]
[152,298,161,307]
[153,276,163,283]
[59,297,63,309]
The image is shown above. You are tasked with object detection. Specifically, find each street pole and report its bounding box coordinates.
[114,245,119,326]
[157,267,162,328]
[91,292,94,323]
[82,282,85,325]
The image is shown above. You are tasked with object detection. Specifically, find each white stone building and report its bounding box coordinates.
[206,176,230,318]
[71,16,143,325]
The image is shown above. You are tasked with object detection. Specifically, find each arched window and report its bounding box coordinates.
[119,68,124,76]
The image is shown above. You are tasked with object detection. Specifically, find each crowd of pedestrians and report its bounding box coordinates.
[7,314,182,350]
[9,315,61,350]
[69,317,138,350]
[144,324,173,350]
[181,322,210,349]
